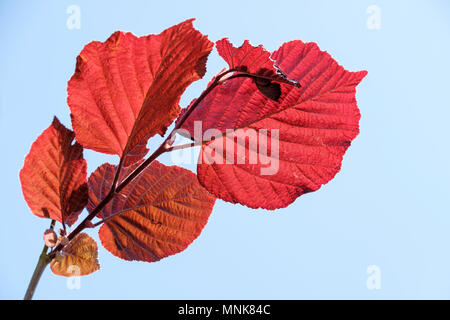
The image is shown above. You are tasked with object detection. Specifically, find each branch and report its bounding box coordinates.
[49,67,294,257]
[27,66,300,299]
[49,71,226,257]
[24,220,55,300]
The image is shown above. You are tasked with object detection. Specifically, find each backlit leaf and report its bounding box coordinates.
[50,232,100,276]
[19,117,87,226]
[216,38,299,100]
[181,40,367,209]
[68,19,213,165]
[88,161,216,262]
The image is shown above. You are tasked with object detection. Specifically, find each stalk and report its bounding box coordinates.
[24,68,282,299]
[24,220,55,300]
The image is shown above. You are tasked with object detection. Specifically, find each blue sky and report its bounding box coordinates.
[1,0,450,299]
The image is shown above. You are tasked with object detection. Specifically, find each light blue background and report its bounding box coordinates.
[1,0,449,299]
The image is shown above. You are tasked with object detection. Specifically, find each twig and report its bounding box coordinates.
[23,220,55,300]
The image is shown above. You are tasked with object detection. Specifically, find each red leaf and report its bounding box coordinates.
[181,40,367,209]
[216,38,299,94]
[68,19,213,165]
[20,117,88,225]
[217,38,274,74]
[87,161,216,262]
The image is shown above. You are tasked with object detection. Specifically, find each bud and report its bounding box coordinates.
[43,229,57,248]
